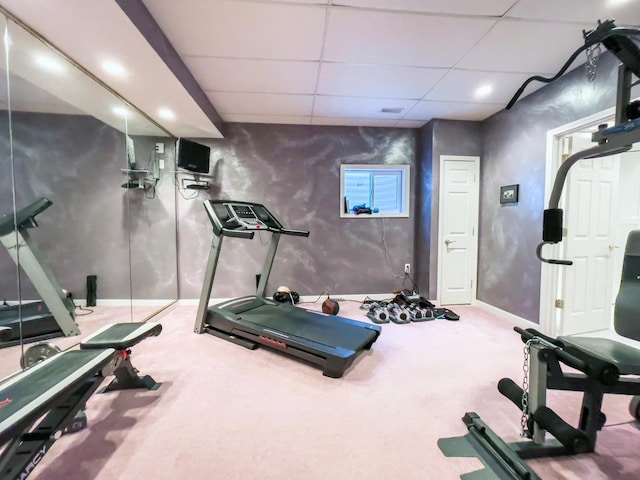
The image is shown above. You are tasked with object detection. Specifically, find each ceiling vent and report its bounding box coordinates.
[380,107,404,114]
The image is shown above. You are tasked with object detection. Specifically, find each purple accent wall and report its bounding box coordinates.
[421,120,483,299]
[413,122,433,297]
[177,123,417,299]
[478,52,622,322]
[0,52,626,326]
[0,112,177,303]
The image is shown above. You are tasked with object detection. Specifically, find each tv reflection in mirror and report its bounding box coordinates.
[176,138,212,190]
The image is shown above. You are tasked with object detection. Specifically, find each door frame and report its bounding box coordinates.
[437,155,480,305]
[540,106,616,336]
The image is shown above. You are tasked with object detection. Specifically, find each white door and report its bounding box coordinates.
[439,156,479,305]
[560,132,619,335]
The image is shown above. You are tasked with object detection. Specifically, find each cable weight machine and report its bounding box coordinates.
[439,20,640,480]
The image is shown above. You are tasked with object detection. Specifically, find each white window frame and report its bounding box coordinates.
[339,164,410,218]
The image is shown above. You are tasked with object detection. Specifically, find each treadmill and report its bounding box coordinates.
[0,198,78,347]
[194,200,382,378]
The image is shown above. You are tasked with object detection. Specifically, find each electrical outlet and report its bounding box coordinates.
[404,264,411,274]
[155,142,165,154]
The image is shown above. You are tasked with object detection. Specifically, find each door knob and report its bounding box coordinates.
[608,244,619,251]
[445,239,455,246]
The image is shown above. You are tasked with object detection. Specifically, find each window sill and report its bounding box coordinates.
[340,213,409,219]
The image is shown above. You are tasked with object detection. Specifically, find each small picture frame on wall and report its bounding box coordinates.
[500,184,519,204]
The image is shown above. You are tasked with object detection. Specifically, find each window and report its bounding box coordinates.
[340,164,410,218]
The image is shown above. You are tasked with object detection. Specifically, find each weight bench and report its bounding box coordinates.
[80,322,162,392]
[0,321,161,480]
[439,230,640,479]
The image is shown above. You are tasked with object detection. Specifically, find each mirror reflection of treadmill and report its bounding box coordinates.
[194,200,381,378]
[0,198,79,347]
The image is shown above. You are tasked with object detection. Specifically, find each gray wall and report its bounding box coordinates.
[177,123,417,299]
[478,52,622,322]
[419,120,483,299]
[2,53,626,321]
[0,111,177,302]
[413,122,433,297]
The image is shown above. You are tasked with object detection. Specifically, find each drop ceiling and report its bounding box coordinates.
[1,0,640,138]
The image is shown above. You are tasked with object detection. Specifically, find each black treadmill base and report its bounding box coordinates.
[203,326,258,350]
[203,323,356,378]
[201,297,381,378]
[0,330,64,349]
[0,302,69,348]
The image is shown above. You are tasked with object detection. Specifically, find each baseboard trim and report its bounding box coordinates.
[178,292,401,307]
[88,299,176,307]
[473,300,540,330]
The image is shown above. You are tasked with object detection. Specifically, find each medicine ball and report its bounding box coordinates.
[322,298,340,315]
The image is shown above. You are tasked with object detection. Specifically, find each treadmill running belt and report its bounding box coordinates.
[236,304,377,350]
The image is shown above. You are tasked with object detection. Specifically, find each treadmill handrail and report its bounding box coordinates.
[0,197,52,237]
[280,228,310,237]
[221,227,255,239]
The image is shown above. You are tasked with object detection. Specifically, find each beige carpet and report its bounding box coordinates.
[2,302,639,479]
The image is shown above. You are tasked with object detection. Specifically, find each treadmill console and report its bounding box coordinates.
[227,204,269,230]
[205,200,283,236]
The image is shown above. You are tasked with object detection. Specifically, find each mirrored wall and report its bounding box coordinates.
[0,13,178,373]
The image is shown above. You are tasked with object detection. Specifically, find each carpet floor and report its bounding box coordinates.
[2,301,639,479]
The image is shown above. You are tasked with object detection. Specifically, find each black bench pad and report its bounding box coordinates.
[80,322,162,351]
[0,349,116,445]
[559,336,640,375]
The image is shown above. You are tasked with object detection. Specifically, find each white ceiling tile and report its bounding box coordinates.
[317,63,447,99]
[506,0,640,26]
[144,0,326,60]
[185,58,319,94]
[314,96,418,118]
[336,0,518,16]
[250,0,329,4]
[425,69,545,104]
[224,114,312,124]
[10,0,629,132]
[404,100,503,121]
[312,117,401,127]
[324,8,497,67]
[456,19,593,74]
[209,92,314,115]
[0,0,223,137]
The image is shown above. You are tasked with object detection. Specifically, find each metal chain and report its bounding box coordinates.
[520,339,533,437]
[585,43,602,82]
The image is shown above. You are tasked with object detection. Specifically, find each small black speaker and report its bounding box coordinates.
[86,275,97,307]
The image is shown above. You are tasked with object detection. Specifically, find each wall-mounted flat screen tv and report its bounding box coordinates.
[176,138,211,174]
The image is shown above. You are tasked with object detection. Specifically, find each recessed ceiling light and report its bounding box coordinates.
[158,108,175,120]
[102,60,126,77]
[112,106,129,118]
[474,84,493,99]
[35,54,64,73]
[380,107,404,114]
